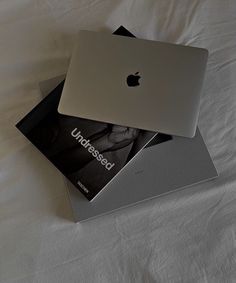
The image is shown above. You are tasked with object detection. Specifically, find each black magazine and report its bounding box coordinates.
[16,26,171,201]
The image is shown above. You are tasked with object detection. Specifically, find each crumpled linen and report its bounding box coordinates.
[0,1,236,282]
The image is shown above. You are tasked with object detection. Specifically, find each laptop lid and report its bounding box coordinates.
[58,30,208,138]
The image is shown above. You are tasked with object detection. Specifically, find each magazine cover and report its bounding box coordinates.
[16,27,172,201]
[16,80,161,200]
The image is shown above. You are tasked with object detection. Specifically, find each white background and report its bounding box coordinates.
[0,1,236,282]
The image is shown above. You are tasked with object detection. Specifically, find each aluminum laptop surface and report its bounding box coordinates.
[58,30,208,138]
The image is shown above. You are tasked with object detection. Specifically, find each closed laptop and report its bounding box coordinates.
[58,30,208,138]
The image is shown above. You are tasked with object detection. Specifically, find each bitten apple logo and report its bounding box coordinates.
[126,72,141,87]
[71,128,115,170]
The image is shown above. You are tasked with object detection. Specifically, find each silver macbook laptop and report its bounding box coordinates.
[58,30,208,138]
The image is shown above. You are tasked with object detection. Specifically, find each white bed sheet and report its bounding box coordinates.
[0,1,236,282]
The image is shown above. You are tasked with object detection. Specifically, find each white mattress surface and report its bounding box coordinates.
[0,1,236,282]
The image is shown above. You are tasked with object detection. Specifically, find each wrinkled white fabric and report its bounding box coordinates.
[0,1,236,282]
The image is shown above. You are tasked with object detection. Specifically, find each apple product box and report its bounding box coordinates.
[40,75,218,222]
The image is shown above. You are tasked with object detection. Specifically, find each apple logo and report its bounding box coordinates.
[126,72,141,87]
